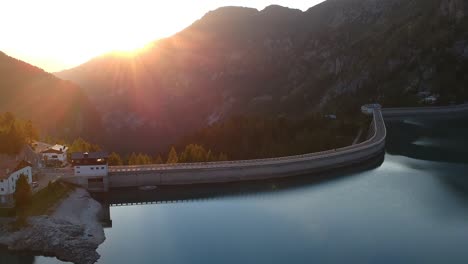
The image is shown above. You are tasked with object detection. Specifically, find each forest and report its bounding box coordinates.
[0,112,38,155]
[44,113,368,166]
[105,114,368,165]
[176,114,367,160]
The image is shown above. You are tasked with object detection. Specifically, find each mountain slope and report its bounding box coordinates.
[0,51,102,140]
[56,0,468,153]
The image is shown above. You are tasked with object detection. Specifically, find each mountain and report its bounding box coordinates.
[56,0,468,153]
[0,51,102,141]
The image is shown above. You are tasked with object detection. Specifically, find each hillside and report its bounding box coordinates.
[56,0,468,153]
[0,51,102,141]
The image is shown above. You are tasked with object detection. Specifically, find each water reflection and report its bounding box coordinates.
[385,114,468,216]
[93,154,384,216]
[386,115,468,163]
[97,152,468,264]
[3,114,468,264]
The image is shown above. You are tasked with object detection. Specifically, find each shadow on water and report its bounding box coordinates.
[385,115,468,164]
[93,154,385,210]
[402,158,468,225]
[386,114,468,210]
[0,246,34,264]
[96,113,468,210]
[429,160,468,209]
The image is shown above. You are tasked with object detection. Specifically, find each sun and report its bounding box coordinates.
[1,1,316,72]
[112,39,148,53]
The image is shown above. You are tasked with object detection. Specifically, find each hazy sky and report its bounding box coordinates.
[0,0,325,72]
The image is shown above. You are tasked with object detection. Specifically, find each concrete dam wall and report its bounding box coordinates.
[107,109,386,187]
[60,103,468,190]
[382,103,468,118]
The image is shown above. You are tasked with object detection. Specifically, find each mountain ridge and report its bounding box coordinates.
[56,0,468,153]
[0,51,102,141]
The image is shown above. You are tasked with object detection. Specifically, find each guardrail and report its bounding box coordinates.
[109,110,386,174]
[59,103,468,189]
[382,103,468,116]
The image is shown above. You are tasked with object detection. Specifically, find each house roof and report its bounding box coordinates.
[41,144,67,154]
[71,152,109,160]
[41,148,63,154]
[0,158,32,180]
[14,160,32,172]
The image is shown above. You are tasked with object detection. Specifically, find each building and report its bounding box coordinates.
[71,152,109,176]
[361,104,382,115]
[422,95,438,104]
[0,160,32,207]
[41,144,68,166]
[70,152,109,192]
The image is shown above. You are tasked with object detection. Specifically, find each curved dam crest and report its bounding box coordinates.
[64,107,384,189]
[63,104,468,189]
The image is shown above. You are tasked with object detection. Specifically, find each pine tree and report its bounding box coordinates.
[206,150,214,162]
[24,120,39,144]
[166,147,179,164]
[108,152,123,165]
[6,123,25,154]
[69,138,101,153]
[128,152,138,165]
[218,152,228,161]
[154,154,163,164]
[180,144,209,163]
[1,112,15,127]
[14,174,32,209]
[136,153,152,165]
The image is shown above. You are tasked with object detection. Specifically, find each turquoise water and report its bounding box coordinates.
[3,116,468,264]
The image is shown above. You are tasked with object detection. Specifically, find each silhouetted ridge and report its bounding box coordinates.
[56,0,468,153]
[0,51,102,140]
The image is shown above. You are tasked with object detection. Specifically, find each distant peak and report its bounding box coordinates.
[203,6,258,19]
[211,6,258,12]
[261,5,303,14]
[262,5,298,11]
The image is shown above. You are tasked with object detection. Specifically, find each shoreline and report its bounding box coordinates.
[0,188,105,264]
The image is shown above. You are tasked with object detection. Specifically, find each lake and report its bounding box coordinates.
[2,115,468,264]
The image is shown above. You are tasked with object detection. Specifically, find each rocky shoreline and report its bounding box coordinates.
[0,188,105,264]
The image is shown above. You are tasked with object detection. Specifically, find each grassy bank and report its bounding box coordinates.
[23,182,74,217]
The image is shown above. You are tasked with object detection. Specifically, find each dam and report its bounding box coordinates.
[61,103,468,191]
[63,104,384,190]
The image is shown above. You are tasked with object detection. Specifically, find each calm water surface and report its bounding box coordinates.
[3,116,468,264]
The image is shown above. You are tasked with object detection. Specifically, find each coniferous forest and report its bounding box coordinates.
[0,112,38,155]
[7,107,368,166]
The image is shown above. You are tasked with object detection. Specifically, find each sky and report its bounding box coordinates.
[0,0,325,72]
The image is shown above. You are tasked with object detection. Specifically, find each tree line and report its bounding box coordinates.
[0,112,38,155]
[176,114,365,161]
[104,114,363,165]
[45,137,228,166]
[46,113,366,166]
[107,144,229,166]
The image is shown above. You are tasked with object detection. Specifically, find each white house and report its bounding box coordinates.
[41,144,68,165]
[71,152,109,177]
[0,160,32,207]
[70,152,109,192]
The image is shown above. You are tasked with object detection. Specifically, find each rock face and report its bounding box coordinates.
[55,0,468,153]
[0,189,105,264]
